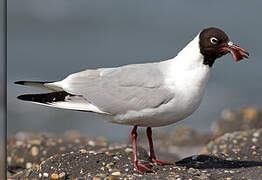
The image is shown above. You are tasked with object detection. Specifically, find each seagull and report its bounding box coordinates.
[15,27,249,173]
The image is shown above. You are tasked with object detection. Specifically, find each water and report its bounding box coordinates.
[7,0,262,143]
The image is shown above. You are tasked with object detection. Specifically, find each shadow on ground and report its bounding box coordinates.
[177,154,262,169]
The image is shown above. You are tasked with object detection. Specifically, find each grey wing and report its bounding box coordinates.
[61,63,174,115]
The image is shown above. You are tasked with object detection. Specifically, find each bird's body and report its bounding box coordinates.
[17,35,210,127]
[15,27,249,173]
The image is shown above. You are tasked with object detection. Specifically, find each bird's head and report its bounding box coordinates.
[199,27,249,67]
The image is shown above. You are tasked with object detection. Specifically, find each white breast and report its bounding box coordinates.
[110,34,211,127]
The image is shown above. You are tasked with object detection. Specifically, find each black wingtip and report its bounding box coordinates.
[17,94,33,101]
[14,81,26,85]
[17,91,72,103]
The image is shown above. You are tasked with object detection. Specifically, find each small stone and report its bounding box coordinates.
[7,156,11,163]
[243,107,259,120]
[30,146,39,156]
[252,138,258,143]
[79,149,87,153]
[17,158,24,163]
[59,172,66,178]
[111,171,121,176]
[43,172,49,177]
[188,168,196,174]
[88,140,95,146]
[105,151,114,156]
[26,162,32,169]
[253,132,260,137]
[16,141,23,146]
[51,173,59,179]
[113,156,120,160]
[106,162,114,169]
[124,148,133,153]
[226,178,232,180]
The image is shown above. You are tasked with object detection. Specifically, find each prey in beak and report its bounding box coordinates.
[220,41,249,62]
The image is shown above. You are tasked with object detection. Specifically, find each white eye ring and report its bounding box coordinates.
[210,37,218,44]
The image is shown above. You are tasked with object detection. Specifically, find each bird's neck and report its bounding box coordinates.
[175,34,206,68]
[162,34,211,91]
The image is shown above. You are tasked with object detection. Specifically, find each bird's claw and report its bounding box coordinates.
[150,158,175,165]
[134,161,152,173]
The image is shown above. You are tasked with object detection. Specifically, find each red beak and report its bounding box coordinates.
[220,42,249,62]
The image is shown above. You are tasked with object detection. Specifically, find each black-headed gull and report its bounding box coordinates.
[15,27,249,173]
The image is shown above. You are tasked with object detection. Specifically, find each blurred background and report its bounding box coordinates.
[1,0,6,178]
[7,0,262,143]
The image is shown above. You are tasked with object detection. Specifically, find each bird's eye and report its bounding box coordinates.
[210,37,218,44]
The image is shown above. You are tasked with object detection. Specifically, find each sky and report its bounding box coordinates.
[7,0,262,143]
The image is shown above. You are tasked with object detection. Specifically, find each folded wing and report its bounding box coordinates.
[61,63,174,115]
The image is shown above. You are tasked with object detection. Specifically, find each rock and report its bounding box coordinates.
[211,107,262,137]
[10,144,152,179]
[7,132,108,175]
[9,129,262,179]
[201,128,262,161]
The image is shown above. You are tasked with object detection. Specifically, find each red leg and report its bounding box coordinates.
[146,127,175,165]
[131,125,151,173]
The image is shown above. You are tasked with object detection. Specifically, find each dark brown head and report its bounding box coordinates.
[199,27,249,67]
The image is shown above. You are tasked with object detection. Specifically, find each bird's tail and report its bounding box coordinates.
[15,81,63,91]
[16,91,106,113]
[15,81,109,114]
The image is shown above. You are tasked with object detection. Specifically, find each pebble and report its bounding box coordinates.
[43,172,49,177]
[106,162,114,169]
[30,146,39,156]
[7,156,11,163]
[124,148,133,154]
[252,138,258,143]
[26,162,32,169]
[79,149,88,154]
[111,171,121,176]
[59,172,66,178]
[105,151,114,156]
[88,140,96,146]
[51,173,59,179]
[253,132,260,137]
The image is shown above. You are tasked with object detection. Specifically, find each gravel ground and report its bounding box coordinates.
[8,129,262,180]
[7,108,262,179]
